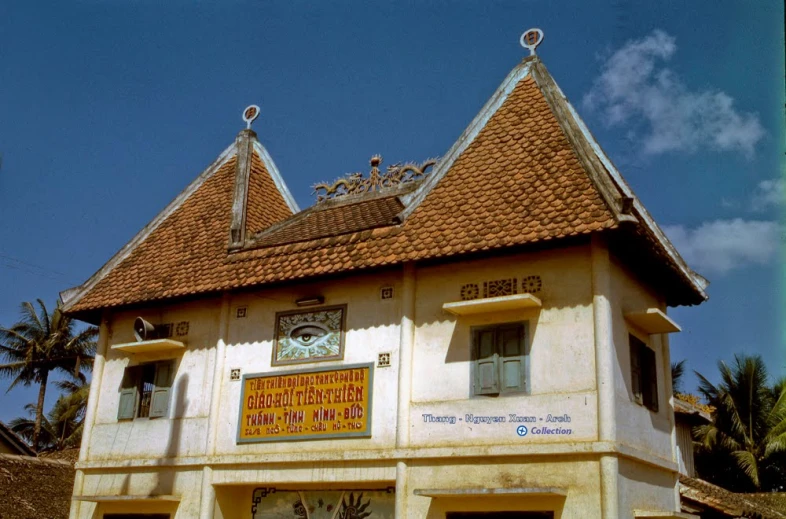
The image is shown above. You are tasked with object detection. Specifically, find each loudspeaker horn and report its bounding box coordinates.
[133,317,157,342]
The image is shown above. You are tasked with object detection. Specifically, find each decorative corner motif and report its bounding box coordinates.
[313,155,437,202]
[380,286,394,300]
[175,321,189,336]
[378,352,391,368]
[483,278,517,298]
[460,283,480,301]
[251,487,277,515]
[521,275,542,293]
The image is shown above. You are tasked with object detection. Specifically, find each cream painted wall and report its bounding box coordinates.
[73,243,686,518]
[608,257,674,462]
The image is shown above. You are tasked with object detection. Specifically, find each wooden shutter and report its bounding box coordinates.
[149,362,173,418]
[499,325,525,392]
[630,335,643,404]
[474,329,499,395]
[117,367,140,420]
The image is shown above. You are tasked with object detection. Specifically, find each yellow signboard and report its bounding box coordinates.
[237,363,373,443]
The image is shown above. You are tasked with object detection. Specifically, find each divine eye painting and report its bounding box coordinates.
[272,305,346,365]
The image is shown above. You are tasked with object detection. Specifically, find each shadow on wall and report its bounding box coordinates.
[153,373,188,498]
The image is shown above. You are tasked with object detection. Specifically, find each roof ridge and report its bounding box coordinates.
[530,60,708,296]
[398,56,538,220]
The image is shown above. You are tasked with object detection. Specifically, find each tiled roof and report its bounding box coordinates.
[62,56,707,318]
[244,152,294,236]
[254,194,405,247]
[680,476,786,518]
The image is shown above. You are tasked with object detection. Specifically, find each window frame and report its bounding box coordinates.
[470,321,530,397]
[629,333,658,412]
[117,360,174,421]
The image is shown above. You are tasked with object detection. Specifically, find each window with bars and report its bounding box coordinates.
[117,361,173,420]
[472,322,528,396]
[630,334,658,412]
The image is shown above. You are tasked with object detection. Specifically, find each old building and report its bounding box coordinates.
[62,31,709,518]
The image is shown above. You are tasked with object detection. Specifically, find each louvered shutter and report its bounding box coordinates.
[117,367,139,420]
[499,325,525,392]
[475,329,499,395]
[149,362,173,418]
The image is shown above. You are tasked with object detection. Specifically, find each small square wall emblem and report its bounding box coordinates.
[380,287,394,300]
[230,368,241,381]
[378,352,391,368]
[236,307,247,319]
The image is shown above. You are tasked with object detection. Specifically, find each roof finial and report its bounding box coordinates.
[242,105,260,130]
[520,28,544,56]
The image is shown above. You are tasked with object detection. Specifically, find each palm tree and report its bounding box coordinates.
[672,360,686,394]
[693,354,786,492]
[9,398,83,452]
[0,299,97,450]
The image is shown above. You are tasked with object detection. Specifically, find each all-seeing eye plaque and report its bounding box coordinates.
[272,305,346,366]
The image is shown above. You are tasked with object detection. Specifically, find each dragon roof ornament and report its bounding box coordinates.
[313,155,437,202]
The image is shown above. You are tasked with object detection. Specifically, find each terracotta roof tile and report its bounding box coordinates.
[65,59,703,315]
[244,152,293,235]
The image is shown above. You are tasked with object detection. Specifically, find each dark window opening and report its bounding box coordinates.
[630,334,658,412]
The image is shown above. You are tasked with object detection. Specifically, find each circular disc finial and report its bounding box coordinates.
[520,28,544,56]
[242,105,260,129]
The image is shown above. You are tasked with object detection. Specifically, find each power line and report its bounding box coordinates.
[0,252,77,284]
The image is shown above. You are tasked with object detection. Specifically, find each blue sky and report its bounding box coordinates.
[0,1,783,425]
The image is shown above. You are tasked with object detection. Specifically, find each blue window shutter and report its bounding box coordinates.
[475,329,500,395]
[499,326,525,391]
[149,362,173,419]
[117,367,140,420]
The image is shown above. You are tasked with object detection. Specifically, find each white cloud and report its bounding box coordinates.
[751,179,785,211]
[662,219,780,274]
[583,30,765,156]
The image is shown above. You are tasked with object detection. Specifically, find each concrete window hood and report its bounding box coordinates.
[624,308,681,334]
[442,294,542,315]
[414,487,567,498]
[110,339,186,354]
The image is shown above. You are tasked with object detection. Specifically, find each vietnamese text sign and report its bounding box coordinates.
[237,363,373,443]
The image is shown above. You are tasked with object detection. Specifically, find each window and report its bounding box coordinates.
[630,334,658,412]
[472,323,528,395]
[118,361,173,420]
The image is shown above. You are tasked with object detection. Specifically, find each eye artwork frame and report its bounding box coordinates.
[271,304,347,366]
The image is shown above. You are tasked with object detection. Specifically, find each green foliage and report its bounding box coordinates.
[693,354,786,492]
[0,299,97,451]
[9,395,84,452]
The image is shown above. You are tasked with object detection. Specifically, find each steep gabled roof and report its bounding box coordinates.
[60,134,297,312]
[62,54,707,320]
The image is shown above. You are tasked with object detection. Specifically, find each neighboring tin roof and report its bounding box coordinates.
[61,54,708,321]
[680,477,786,519]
